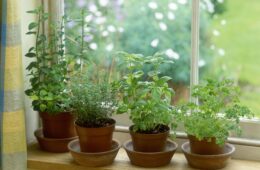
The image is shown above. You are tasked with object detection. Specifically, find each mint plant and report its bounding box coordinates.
[117,52,177,133]
[25,7,69,114]
[178,79,254,145]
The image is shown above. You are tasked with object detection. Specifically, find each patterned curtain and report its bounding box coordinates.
[0,0,27,169]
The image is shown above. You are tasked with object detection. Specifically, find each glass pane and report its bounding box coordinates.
[200,0,260,117]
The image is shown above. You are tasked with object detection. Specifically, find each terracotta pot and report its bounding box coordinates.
[124,139,178,167]
[129,125,170,152]
[40,112,76,139]
[188,135,225,155]
[182,142,235,170]
[68,139,121,167]
[75,119,115,153]
[34,128,78,153]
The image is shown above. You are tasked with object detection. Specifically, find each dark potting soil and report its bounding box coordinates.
[135,124,169,134]
[76,119,115,128]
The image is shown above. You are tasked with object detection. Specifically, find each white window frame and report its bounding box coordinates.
[43,0,260,161]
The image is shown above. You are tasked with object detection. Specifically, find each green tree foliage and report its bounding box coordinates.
[64,0,214,84]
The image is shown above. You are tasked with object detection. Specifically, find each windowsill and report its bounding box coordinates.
[28,142,260,170]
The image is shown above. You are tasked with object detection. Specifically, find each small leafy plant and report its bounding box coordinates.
[69,71,118,127]
[178,79,254,145]
[25,7,69,114]
[117,52,177,133]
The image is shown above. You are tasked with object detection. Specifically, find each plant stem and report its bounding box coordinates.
[36,9,41,83]
[80,10,85,72]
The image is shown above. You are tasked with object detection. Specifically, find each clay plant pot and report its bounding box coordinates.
[124,139,178,167]
[182,142,235,170]
[68,139,121,167]
[75,119,115,153]
[34,128,78,153]
[40,112,76,139]
[188,135,225,155]
[129,125,170,152]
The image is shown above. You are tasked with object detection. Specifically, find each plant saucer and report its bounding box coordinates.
[123,139,178,167]
[182,142,235,170]
[34,128,78,153]
[68,139,121,167]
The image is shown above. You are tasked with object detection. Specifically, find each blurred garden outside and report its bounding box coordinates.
[64,0,260,116]
[211,0,260,116]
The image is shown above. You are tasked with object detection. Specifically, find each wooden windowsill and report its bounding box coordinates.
[28,142,260,170]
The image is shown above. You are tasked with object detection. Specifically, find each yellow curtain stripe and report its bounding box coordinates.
[5,45,22,69]
[6,0,20,24]
[4,46,23,90]
[3,110,26,153]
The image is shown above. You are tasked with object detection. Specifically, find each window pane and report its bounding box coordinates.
[201,0,260,117]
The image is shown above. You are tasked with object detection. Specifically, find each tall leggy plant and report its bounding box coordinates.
[25,7,69,114]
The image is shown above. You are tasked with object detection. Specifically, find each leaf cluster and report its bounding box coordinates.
[178,79,254,145]
[117,52,177,132]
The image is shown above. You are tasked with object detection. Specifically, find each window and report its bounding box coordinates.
[63,0,260,138]
[23,0,260,161]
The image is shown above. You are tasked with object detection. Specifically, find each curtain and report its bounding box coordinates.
[0,0,27,169]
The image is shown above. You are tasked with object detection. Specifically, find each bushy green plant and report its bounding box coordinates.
[178,79,253,145]
[117,52,177,132]
[25,7,69,114]
[69,72,118,127]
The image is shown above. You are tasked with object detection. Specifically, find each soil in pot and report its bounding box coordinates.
[40,112,76,139]
[130,124,170,152]
[188,135,225,155]
[75,118,115,153]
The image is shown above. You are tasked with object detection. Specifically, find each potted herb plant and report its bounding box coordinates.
[117,52,177,152]
[179,79,253,155]
[25,7,76,140]
[69,72,118,153]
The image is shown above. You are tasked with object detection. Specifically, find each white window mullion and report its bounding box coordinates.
[190,0,200,104]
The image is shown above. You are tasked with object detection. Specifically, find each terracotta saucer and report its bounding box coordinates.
[34,128,78,153]
[68,139,121,167]
[182,142,235,170]
[123,139,178,167]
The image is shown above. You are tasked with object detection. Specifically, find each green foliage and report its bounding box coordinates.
[116,0,213,84]
[64,10,90,72]
[25,7,69,114]
[210,0,227,16]
[64,0,214,85]
[69,72,118,125]
[117,52,177,132]
[65,9,118,125]
[178,79,254,145]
